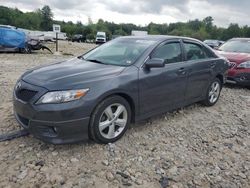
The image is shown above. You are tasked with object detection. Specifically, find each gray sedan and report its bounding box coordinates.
[13,36,229,144]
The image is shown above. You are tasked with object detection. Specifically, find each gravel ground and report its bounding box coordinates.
[0,41,249,188]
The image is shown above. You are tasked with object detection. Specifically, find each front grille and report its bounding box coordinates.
[229,62,236,69]
[15,89,37,102]
[97,39,104,42]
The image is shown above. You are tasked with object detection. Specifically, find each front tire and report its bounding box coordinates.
[202,78,222,106]
[89,96,131,144]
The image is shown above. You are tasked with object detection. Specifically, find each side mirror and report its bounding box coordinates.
[145,58,165,69]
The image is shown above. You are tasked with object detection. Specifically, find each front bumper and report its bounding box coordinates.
[226,72,250,86]
[13,80,90,144]
[14,112,89,144]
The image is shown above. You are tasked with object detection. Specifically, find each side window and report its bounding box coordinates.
[151,42,182,64]
[184,42,208,61]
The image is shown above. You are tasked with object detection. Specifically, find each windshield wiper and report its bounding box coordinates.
[85,58,106,65]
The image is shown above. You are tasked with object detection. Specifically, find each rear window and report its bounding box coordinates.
[184,42,216,60]
[219,40,250,53]
[184,43,208,60]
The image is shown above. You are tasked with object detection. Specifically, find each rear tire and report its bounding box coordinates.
[89,96,131,144]
[202,78,222,106]
[20,45,31,54]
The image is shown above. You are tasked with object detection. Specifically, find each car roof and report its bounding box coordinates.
[204,39,219,42]
[120,35,202,43]
[230,38,250,41]
[0,25,16,29]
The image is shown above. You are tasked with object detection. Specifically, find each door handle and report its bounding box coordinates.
[178,68,186,75]
[210,62,216,68]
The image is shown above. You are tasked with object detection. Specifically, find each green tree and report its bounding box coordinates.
[39,5,53,31]
[203,16,214,32]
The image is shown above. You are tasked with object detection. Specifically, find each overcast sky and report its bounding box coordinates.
[1,0,250,27]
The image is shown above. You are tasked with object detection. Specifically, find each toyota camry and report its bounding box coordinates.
[13,36,229,144]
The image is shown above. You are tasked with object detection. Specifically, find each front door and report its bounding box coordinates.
[139,40,189,116]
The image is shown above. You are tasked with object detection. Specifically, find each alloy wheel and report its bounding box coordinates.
[208,81,220,104]
[98,103,128,139]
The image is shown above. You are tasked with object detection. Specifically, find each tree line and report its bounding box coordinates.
[1,5,250,41]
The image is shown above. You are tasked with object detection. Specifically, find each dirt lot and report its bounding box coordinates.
[0,41,249,188]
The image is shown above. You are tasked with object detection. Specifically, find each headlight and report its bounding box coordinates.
[237,61,250,69]
[36,89,89,104]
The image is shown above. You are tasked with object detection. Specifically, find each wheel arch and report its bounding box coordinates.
[91,91,137,123]
[216,74,224,84]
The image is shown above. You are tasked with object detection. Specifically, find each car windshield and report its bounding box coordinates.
[219,40,250,53]
[82,38,156,66]
[97,35,105,38]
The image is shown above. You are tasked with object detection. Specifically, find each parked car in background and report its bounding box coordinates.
[131,30,148,36]
[0,26,29,53]
[45,31,67,40]
[13,36,228,144]
[217,38,250,88]
[95,32,106,44]
[204,40,223,49]
[72,34,85,42]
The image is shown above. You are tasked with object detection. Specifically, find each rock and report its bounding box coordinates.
[116,171,130,179]
[35,160,45,167]
[52,151,58,156]
[28,170,36,178]
[193,176,203,186]
[70,158,79,163]
[40,166,49,173]
[26,163,35,169]
[60,162,67,168]
[168,166,178,176]
[49,174,65,185]
[107,143,116,156]
[238,172,246,179]
[156,167,165,175]
[159,176,169,188]
[178,137,184,141]
[122,179,132,186]
[102,160,109,166]
[17,169,27,180]
[19,144,25,148]
[172,183,184,188]
[138,156,143,162]
[135,178,143,185]
[106,171,114,181]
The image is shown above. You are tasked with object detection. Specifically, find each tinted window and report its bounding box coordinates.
[184,42,208,60]
[151,42,182,64]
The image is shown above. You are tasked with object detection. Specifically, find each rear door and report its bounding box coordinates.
[183,40,216,102]
[138,40,189,116]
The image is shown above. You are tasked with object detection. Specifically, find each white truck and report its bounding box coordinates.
[95,31,106,44]
[131,30,148,36]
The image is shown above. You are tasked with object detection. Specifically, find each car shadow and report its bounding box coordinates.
[224,83,249,90]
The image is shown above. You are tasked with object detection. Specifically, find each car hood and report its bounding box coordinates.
[217,51,250,64]
[22,57,125,90]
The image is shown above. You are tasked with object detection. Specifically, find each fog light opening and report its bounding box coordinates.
[52,127,58,134]
[240,76,246,81]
